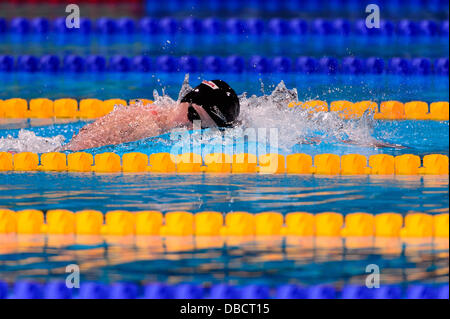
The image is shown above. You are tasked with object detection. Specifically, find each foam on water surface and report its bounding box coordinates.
[0,129,65,153]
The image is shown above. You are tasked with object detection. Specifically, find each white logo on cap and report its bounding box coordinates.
[202,80,219,90]
[209,105,227,122]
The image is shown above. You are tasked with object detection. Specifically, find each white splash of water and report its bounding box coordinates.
[0,75,381,153]
[0,129,65,153]
[237,80,378,150]
[167,76,380,151]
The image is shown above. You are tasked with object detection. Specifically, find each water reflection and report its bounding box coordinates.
[1,173,448,215]
[0,235,447,287]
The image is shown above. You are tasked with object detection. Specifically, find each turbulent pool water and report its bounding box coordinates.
[0,75,405,154]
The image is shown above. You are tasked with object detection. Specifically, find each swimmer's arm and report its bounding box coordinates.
[62,108,163,151]
[61,103,190,151]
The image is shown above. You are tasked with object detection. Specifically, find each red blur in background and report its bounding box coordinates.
[0,0,143,18]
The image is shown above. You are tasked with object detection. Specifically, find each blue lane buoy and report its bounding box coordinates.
[44,281,73,299]
[311,18,333,35]
[174,284,204,299]
[203,56,224,73]
[434,57,449,75]
[132,55,152,72]
[0,55,14,72]
[96,17,118,34]
[140,18,159,34]
[202,18,223,34]
[354,19,370,35]
[110,282,139,299]
[226,55,245,73]
[275,284,308,299]
[64,55,86,73]
[397,19,419,36]
[40,55,60,72]
[341,285,374,299]
[54,16,86,33]
[365,57,385,74]
[209,284,240,299]
[226,18,246,35]
[272,56,292,73]
[333,18,351,35]
[268,18,290,35]
[156,55,178,72]
[380,20,395,36]
[109,55,131,72]
[179,55,200,73]
[53,17,69,33]
[143,283,174,299]
[342,57,365,74]
[372,285,402,299]
[419,20,438,36]
[411,57,432,75]
[240,284,270,299]
[296,56,318,73]
[0,281,8,299]
[354,19,382,36]
[2,17,448,38]
[54,16,91,33]
[246,18,265,35]
[182,17,203,34]
[17,55,39,72]
[437,285,449,299]
[290,18,308,35]
[248,55,271,73]
[307,285,337,299]
[13,281,43,299]
[406,285,437,299]
[318,57,338,74]
[440,20,449,36]
[78,282,109,299]
[0,18,6,33]
[31,17,50,34]
[10,17,30,34]
[86,55,107,72]
[159,17,179,34]
[79,18,92,34]
[388,57,412,75]
[117,18,135,34]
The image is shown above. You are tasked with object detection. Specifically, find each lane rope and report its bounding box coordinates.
[0,210,448,238]
[1,152,448,175]
[0,99,448,120]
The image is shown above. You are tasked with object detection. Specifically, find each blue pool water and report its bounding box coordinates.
[1,34,448,58]
[1,2,449,298]
[1,119,449,157]
[0,172,448,214]
[0,234,448,288]
[1,72,449,102]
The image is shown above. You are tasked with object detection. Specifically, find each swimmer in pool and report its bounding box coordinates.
[62,79,404,151]
[63,79,240,151]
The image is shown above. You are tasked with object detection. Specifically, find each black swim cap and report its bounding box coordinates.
[181,80,240,128]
